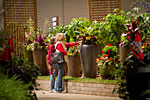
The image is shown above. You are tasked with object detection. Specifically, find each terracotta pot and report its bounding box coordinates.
[120,46,131,62]
[33,48,48,75]
[80,44,99,78]
[67,55,81,77]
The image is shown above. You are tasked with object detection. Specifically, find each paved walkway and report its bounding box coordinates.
[36,91,122,100]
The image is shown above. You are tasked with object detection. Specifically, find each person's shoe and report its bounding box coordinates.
[52,90,57,93]
[50,90,53,93]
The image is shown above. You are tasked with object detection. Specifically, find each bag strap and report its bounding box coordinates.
[55,41,66,53]
[55,43,60,53]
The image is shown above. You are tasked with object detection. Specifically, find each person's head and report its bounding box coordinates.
[50,37,56,45]
[55,33,65,42]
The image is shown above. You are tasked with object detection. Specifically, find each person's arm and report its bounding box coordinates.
[56,43,67,55]
[48,45,53,65]
[65,42,78,48]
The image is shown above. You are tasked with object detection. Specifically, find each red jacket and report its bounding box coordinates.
[56,42,78,55]
[47,42,78,65]
[47,45,55,65]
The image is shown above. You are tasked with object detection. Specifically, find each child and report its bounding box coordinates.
[47,37,57,93]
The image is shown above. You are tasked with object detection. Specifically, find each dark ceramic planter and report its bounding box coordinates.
[33,48,48,75]
[80,44,99,78]
[126,66,150,100]
[67,55,81,77]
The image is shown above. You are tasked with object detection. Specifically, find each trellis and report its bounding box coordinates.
[89,0,121,22]
[2,0,37,57]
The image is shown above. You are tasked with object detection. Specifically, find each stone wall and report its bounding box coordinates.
[37,80,119,97]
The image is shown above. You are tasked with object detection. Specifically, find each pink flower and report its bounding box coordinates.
[29,32,32,34]
[127,36,130,39]
[25,32,28,37]
[120,42,123,46]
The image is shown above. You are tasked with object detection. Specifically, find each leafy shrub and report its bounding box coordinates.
[0,73,29,100]
[97,44,119,79]
[0,57,40,100]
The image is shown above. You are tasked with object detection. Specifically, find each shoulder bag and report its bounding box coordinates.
[51,43,65,64]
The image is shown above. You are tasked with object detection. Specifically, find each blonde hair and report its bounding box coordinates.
[55,33,64,41]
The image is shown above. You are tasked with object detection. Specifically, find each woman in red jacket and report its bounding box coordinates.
[55,33,78,92]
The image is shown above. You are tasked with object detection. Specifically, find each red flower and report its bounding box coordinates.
[107,50,110,52]
[99,57,104,60]
[107,58,111,60]
[85,34,88,37]
[102,51,104,54]
[107,44,111,46]
[146,38,150,41]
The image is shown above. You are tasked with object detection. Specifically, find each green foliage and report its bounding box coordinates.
[102,44,118,57]
[0,57,40,100]
[129,8,150,41]
[120,8,150,47]
[97,9,129,46]
[67,17,91,38]
[48,24,67,37]
[0,73,29,100]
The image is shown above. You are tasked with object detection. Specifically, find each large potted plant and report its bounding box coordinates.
[79,33,99,78]
[66,17,99,78]
[23,31,34,62]
[26,29,48,75]
[23,17,35,62]
[71,18,99,78]
[96,44,119,80]
[67,45,81,77]
[119,8,150,100]
[121,39,150,100]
